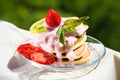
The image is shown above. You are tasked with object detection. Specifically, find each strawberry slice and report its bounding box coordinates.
[31,51,55,65]
[17,43,55,65]
[17,43,43,59]
[46,9,61,28]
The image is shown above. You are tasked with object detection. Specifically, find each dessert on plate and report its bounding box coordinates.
[17,9,90,66]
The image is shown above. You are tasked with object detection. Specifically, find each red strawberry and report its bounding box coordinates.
[17,43,43,59]
[31,51,55,65]
[46,9,61,28]
[17,43,55,65]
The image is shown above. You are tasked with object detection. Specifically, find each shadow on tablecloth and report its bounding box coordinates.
[114,55,120,80]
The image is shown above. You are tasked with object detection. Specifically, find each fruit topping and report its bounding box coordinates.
[30,18,47,33]
[31,52,55,65]
[17,43,55,65]
[45,9,61,28]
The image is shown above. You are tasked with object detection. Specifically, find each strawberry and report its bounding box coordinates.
[45,9,61,28]
[31,51,55,65]
[17,43,43,59]
[17,43,55,65]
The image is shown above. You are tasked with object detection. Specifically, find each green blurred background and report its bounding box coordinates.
[0,0,120,51]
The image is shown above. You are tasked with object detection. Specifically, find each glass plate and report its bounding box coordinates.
[12,35,106,80]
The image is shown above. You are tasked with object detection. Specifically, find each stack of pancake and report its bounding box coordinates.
[54,23,91,65]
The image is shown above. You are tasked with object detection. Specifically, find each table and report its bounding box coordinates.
[0,21,120,80]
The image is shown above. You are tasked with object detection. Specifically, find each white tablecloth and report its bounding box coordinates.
[0,21,120,80]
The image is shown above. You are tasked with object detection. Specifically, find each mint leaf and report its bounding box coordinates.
[56,26,62,37]
[64,16,89,29]
[79,16,89,22]
[56,26,65,47]
[60,29,65,47]
[64,26,78,35]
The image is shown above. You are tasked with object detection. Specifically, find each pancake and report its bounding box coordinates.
[72,34,87,50]
[72,24,89,50]
[54,44,91,65]
[54,46,90,65]
[54,43,86,59]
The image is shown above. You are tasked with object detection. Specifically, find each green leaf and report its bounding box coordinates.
[64,16,89,29]
[64,26,78,34]
[56,26,66,47]
[56,26,62,37]
[60,29,65,47]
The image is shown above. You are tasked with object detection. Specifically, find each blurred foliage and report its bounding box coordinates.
[0,0,120,51]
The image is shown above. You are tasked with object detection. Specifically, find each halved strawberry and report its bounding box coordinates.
[31,51,55,65]
[45,9,61,28]
[17,43,55,65]
[17,43,43,59]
